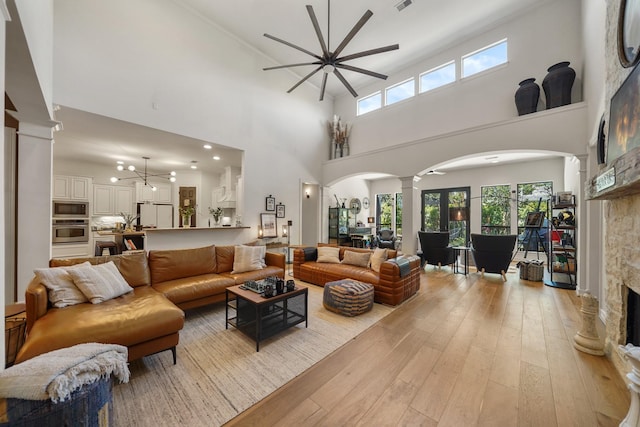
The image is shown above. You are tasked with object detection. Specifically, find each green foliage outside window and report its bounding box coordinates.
[377,194,393,229]
[481,185,511,235]
[517,182,553,232]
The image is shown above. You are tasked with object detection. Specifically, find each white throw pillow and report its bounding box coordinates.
[317,246,340,263]
[370,248,388,272]
[67,261,134,304]
[34,262,92,308]
[342,250,371,268]
[232,245,265,274]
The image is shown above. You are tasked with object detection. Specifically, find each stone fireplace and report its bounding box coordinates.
[604,195,640,376]
[597,1,640,380]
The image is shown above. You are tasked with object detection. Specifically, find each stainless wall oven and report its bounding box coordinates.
[52,200,89,218]
[52,218,89,244]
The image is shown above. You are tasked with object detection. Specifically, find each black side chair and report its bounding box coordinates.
[417,231,455,269]
[376,229,397,249]
[470,233,518,281]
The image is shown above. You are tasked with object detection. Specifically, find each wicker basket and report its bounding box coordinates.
[518,261,530,279]
[527,262,544,281]
[5,316,26,368]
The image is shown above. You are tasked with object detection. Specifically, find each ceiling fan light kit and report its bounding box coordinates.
[263,0,399,101]
[110,156,177,190]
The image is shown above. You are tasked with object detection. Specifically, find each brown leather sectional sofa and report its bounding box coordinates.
[293,246,421,306]
[16,245,285,365]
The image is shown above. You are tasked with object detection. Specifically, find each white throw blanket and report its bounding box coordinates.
[0,343,130,403]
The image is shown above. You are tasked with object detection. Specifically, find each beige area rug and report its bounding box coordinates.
[112,283,394,427]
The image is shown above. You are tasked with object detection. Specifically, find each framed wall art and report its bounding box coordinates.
[260,213,277,238]
[265,195,275,211]
[608,61,640,164]
[619,0,640,67]
[276,203,285,218]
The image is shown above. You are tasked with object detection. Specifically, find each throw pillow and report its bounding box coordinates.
[231,245,265,274]
[342,250,371,268]
[317,246,340,263]
[370,248,388,272]
[34,262,92,308]
[67,261,134,304]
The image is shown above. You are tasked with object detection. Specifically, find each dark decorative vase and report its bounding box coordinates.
[514,78,540,115]
[542,61,576,109]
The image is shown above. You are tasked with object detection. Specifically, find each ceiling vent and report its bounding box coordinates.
[395,0,412,12]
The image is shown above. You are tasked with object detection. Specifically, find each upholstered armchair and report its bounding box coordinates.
[417,231,456,269]
[376,229,397,249]
[470,233,518,281]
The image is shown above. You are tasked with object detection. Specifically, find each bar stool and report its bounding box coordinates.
[94,241,118,256]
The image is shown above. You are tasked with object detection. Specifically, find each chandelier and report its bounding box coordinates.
[110,156,176,190]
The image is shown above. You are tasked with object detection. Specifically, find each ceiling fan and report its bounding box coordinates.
[262,1,399,101]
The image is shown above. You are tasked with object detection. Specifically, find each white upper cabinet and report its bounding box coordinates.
[53,175,91,200]
[93,184,134,215]
[136,182,173,204]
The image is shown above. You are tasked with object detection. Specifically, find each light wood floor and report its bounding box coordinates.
[226,267,630,427]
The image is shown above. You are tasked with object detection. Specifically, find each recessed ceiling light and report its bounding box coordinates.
[190,160,198,170]
[203,144,212,149]
[117,161,124,164]
[213,156,221,161]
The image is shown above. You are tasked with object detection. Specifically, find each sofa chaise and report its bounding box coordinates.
[16,245,285,365]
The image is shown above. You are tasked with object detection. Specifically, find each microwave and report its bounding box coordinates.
[52,200,89,217]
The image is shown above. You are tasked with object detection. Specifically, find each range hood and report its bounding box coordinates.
[214,166,240,209]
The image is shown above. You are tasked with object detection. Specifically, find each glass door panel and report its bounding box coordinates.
[421,187,470,246]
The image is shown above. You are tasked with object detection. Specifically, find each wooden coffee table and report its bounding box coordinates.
[225,283,308,351]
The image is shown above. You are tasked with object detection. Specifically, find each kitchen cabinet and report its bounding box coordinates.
[51,243,91,259]
[136,182,173,203]
[93,185,134,216]
[52,175,91,200]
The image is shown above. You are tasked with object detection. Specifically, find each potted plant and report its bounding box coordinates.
[209,207,223,226]
[120,212,139,232]
[179,206,195,228]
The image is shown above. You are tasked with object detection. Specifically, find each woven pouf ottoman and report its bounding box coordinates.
[323,279,374,317]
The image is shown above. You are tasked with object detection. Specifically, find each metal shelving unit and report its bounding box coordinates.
[544,195,577,290]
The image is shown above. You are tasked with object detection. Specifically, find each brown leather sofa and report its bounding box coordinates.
[16,245,285,365]
[293,246,421,306]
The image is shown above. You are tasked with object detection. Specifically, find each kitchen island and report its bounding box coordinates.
[96,230,145,253]
[144,226,251,250]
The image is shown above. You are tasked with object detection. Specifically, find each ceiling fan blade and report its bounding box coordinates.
[336,44,400,63]
[319,73,328,101]
[333,69,358,98]
[287,66,323,93]
[263,62,321,71]
[263,33,323,60]
[332,10,373,58]
[306,5,330,58]
[335,63,388,80]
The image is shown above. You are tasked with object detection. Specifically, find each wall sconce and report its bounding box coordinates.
[305,190,310,198]
[367,217,375,224]
[282,225,288,237]
[258,225,263,238]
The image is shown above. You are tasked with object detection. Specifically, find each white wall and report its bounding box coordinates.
[334,0,583,155]
[52,0,331,244]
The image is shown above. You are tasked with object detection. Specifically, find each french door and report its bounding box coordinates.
[421,187,470,246]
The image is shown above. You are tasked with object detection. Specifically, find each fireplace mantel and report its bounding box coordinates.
[586,146,640,200]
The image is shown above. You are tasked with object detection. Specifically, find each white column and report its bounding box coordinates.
[400,176,420,255]
[16,123,53,299]
[575,154,588,294]
[0,0,10,371]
